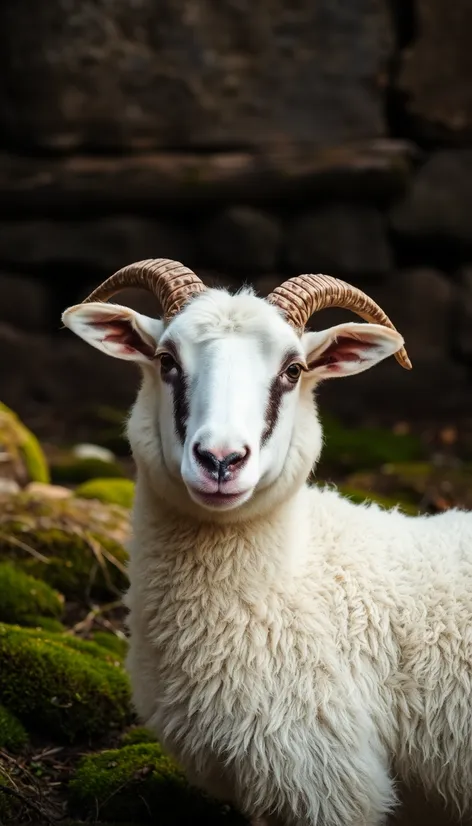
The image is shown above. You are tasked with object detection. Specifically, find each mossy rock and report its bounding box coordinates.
[53,632,126,665]
[12,625,126,667]
[92,631,128,660]
[0,402,49,486]
[0,623,132,742]
[318,415,425,474]
[0,704,28,752]
[0,561,64,627]
[69,743,247,824]
[120,726,157,747]
[28,616,66,633]
[51,454,126,485]
[0,490,129,600]
[338,485,419,516]
[344,460,472,513]
[76,478,135,509]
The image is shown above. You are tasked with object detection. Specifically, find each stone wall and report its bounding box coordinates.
[0,0,471,436]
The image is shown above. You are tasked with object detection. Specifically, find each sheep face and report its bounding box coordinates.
[62,287,402,520]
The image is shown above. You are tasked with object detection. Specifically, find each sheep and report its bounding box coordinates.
[62,259,472,826]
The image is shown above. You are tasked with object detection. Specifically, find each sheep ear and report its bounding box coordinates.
[61,302,163,363]
[302,322,405,380]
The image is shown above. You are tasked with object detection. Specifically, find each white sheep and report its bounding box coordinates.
[62,259,472,826]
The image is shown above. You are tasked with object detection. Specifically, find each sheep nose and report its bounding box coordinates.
[193,444,250,481]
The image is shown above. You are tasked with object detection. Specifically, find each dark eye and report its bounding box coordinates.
[284,363,303,382]
[159,353,178,375]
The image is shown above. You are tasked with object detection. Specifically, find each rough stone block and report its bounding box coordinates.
[389,151,472,248]
[0,0,392,150]
[397,0,472,143]
[198,207,282,273]
[0,273,51,331]
[0,142,415,214]
[453,266,472,362]
[286,203,392,276]
[0,218,194,275]
[365,269,454,361]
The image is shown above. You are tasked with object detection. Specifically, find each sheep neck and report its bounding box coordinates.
[130,477,306,599]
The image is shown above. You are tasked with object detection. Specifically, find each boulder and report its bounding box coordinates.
[0,273,51,331]
[286,203,392,276]
[0,323,139,428]
[0,623,132,742]
[0,217,194,275]
[0,0,393,150]
[0,488,130,600]
[198,207,282,273]
[389,151,472,250]
[0,561,64,629]
[364,269,454,361]
[69,742,246,824]
[0,141,415,213]
[75,477,135,509]
[452,266,472,362]
[397,0,472,143]
[0,401,50,486]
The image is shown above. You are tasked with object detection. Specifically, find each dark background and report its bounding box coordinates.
[0,0,471,441]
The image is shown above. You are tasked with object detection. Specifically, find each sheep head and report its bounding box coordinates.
[62,259,410,518]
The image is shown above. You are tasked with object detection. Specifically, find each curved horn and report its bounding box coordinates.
[267,273,411,370]
[82,258,206,319]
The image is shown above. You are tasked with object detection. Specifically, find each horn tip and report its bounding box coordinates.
[397,351,413,370]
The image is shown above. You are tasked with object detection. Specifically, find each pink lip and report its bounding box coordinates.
[188,486,249,508]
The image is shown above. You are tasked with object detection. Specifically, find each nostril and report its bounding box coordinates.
[224,446,250,469]
[193,443,220,475]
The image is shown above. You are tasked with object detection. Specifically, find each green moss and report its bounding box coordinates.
[0,704,28,752]
[341,460,472,514]
[28,616,66,633]
[319,414,425,473]
[0,402,49,485]
[338,485,419,515]
[52,632,125,665]
[0,623,132,742]
[92,631,128,660]
[0,491,129,600]
[51,455,126,485]
[75,478,135,509]
[6,624,126,667]
[69,743,246,824]
[120,726,157,747]
[0,562,64,627]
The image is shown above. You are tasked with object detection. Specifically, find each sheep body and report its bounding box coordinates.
[125,411,472,826]
[62,282,472,826]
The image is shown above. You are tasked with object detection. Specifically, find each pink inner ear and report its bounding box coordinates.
[308,335,372,371]
[93,319,156,359]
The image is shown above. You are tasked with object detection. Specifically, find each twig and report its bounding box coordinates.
[0,531,50,563]
[0,784,59,825]
[68,599,123,635]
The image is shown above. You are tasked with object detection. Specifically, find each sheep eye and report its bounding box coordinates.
[159,353,178,375]
[284,363,303,382]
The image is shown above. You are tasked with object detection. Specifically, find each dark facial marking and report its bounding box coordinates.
[159,339,189,444]
[261,349,301,446]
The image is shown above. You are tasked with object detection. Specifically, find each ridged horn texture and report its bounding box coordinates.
[81,258,206,319]
[267,273,412,370]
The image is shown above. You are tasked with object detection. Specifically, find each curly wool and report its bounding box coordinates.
[125,474,472,826]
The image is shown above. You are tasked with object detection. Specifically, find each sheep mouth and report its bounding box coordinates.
[187,486,252,510]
